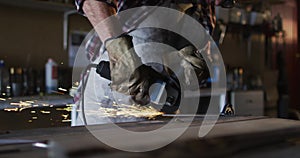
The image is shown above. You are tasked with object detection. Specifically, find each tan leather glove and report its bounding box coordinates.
[163,45,209,88]
[177,46,209,85]
[105,35,166,105]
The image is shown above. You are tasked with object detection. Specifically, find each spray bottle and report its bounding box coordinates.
[45,58,58,94]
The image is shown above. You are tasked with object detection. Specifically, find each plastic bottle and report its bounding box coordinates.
[45,58,58,94]
[0,60,11,97]
[10,67,23,97]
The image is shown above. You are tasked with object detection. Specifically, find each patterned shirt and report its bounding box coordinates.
[75,0,217,61]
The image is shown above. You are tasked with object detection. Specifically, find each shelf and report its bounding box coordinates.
[0,0,76,12]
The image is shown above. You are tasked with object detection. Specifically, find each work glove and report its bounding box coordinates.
[177,46,209,85]
[164,45,209,88]
[105,34,166,105]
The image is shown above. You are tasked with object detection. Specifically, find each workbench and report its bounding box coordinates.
[1,116,300,157]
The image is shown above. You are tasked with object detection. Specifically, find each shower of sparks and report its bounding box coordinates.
[6,100,46,113]
[86,102,163,120]
[2,97,162,125]
[10,101,33,107]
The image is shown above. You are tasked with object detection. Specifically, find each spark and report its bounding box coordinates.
[19,101,32,107]
[56,107,72,112]
[62,114,69,119]
[10,102,20,106]
[58,87,68,92]
[0,98,6,101]
[19,107,28,112]
[40,110,51,114]
[25,101,35,104]
[32,117,38,120]
[4,108,19,112]
[10,101,33,107]
[62,120,71,123]
[66,104,75,107]
[30,111,36,114]
[51,91,65,95]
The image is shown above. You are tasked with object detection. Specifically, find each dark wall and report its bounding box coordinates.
[0,4,92,69]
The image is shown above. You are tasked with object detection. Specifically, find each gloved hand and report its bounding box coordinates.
[105,34,166,105]
[177,46,209,85]
[164,45,209,88]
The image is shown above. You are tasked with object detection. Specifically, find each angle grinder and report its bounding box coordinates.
[96,61,181,114]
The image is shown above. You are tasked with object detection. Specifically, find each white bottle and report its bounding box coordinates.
[45,58,58,94]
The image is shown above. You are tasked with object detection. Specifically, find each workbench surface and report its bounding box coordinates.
[1,117,300,158]
[0,95,74,130]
